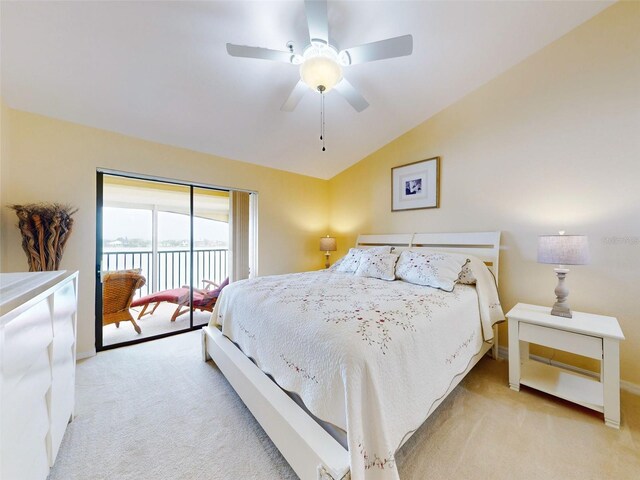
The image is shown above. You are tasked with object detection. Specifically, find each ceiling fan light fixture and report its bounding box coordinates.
[337,50,351,66]
[300,44,342,93]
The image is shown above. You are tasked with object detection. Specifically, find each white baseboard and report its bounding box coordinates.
[76,348,96,361]
[497,346,640,396]
[621,380,640,396]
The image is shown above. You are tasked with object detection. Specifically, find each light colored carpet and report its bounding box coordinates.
[102,303,210,346]
[49,331,640,480]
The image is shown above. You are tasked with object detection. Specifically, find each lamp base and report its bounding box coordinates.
[550,267,572,318]
[324,252,331,269]
[551,304,572,318]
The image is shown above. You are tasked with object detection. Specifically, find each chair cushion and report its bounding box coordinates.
[130,278,229,309]
[195,278,230,307]
[130,288,188,307]
[211,277,229,296]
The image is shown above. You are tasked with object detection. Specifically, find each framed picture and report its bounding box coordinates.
[391,157,440,211]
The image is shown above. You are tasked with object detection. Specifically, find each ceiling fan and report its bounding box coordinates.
[226,0,413,113]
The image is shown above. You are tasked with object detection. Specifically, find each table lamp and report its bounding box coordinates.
[320,235,337,269]
[537,232,589,318]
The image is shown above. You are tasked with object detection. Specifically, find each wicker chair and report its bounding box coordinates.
[102,270,146,334]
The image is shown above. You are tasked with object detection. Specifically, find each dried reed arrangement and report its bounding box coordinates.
[10,203,78,271]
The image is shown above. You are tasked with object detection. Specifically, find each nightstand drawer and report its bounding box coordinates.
[520,322,602,359]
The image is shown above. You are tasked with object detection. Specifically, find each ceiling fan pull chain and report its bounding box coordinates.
[320,92,325,152]
[318,85,326,152]
[319,91,323,142]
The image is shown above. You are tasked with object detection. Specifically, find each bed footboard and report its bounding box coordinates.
[202,327,351,480]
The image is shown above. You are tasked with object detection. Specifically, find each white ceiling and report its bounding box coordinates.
[0,1,612,179]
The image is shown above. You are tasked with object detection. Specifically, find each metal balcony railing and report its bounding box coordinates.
[102,249,228,298]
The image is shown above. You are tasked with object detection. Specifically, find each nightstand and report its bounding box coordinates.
[506,303,625,428]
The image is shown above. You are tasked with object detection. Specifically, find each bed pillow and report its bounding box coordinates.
[355,252,399,281]
[457,262,477,285]
[327,257,344,271]
[334,246,392,273]
[395,251,469,292]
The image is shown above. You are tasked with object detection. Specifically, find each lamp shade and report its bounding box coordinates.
[538,235,589,265]
[320,236,337,252]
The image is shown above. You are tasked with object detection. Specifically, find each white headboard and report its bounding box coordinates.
[355,231,501,284]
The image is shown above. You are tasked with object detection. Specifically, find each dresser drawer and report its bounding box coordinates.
[2,299,53,379]
[52,281,77,325]
[519,322,602,360]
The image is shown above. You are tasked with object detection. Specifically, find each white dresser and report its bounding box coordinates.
[0,270,79,480]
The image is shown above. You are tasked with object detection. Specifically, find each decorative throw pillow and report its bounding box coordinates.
[327,257,344,271]
[334,248,363,273]
[395,251,469,292]
[335,246,392,274]
[355,252,399,281]
[457,262,477,285]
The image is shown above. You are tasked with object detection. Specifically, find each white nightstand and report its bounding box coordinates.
[506,303,625,428]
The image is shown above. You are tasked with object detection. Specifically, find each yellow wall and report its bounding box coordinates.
[329,2,640,385]
[0,107,329,356]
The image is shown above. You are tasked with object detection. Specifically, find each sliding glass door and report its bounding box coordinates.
[192,187,230,327]
[96,172,238,350]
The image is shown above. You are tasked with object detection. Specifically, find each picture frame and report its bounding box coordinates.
[391,156,440,211]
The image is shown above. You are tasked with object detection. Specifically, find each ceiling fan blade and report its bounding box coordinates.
[304,0,329,44]
[281,80,309,112]
[334,78,369,112]
[339,34,413,66]
[226,43,294,63]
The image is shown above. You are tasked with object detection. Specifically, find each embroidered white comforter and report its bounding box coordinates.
[209,257,503,480]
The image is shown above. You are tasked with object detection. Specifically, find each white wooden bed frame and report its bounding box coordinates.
[202,231,501,480]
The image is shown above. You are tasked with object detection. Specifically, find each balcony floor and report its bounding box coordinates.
[103,302,211,347]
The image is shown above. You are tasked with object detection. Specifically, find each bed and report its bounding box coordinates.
[202,232,503,480]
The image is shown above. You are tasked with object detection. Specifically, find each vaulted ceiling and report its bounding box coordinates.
[0,1,612,179]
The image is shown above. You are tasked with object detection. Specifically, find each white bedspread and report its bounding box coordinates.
[210,258,503,479]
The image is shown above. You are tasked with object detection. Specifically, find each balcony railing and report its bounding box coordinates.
[102,249,228,298]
